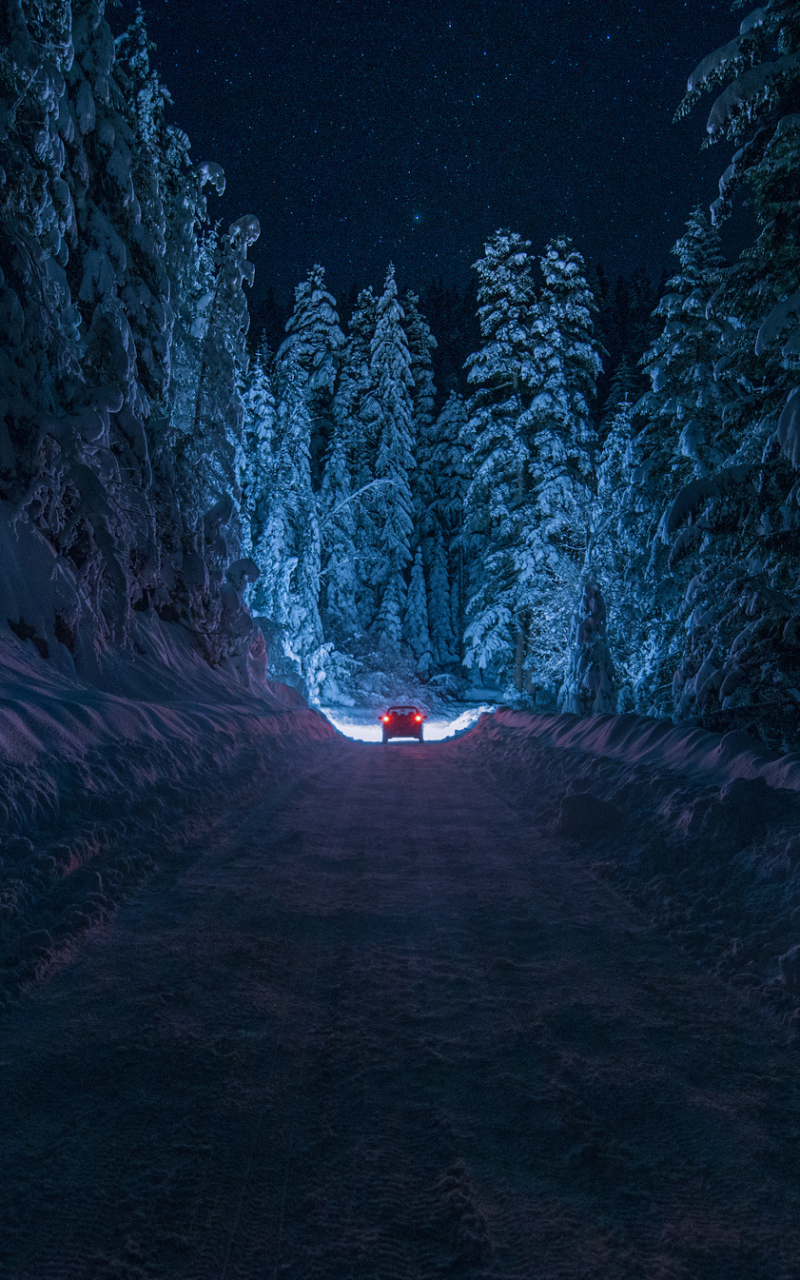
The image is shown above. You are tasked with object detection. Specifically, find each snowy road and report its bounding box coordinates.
[3,728,800,1279]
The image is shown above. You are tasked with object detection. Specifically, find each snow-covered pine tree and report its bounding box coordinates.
[0,1,261,674]
[318,412,359,641]
[118,9,263,664]
[591,374,641,709]
[0,0,83,515]
[333,287,377,487]
[559,583,617,715]
[668,2,800,747]
[626,208,729,716]
[636,209,729,488]
[514,236,600,699]
[330,287,378,631]
[429,390,468,661]
[163,212,260,649]
[462,231,537,687]
[597,354,637,442]
[360,266,416,644]
[428,530,457,666]
[377,571,406,648]
[404,546,433,671]
[249,366,323,678]
[403,291,438,560]
[164,177,224,518]
[539,236,601,461]
[201,216,260,499]
[277,264,344,489]
[236,339,275,567]
[0,0,174,649]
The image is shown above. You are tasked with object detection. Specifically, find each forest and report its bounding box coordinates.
[2,0,800,749]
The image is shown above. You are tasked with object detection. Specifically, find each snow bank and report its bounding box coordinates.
[461,708,800,1010]
[484,708,800,792]
[0,618,334,1009]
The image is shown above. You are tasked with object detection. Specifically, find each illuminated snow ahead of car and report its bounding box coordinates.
[321,706,494,742]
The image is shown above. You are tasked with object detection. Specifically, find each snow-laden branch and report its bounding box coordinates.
[320,477,400,528]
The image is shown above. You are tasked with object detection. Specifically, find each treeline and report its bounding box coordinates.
[1,2,265,677]
[2,1,800,749]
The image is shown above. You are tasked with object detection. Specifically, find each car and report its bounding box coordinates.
[379,705,426,743]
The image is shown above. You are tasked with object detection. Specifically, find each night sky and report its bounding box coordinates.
[117,0,749,305]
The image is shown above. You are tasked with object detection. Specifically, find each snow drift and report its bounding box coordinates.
[459,709,800,1009]
[0,611,334,1010]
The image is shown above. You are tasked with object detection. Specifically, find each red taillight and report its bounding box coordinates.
[382,716,390,722]
[414,714,422,721]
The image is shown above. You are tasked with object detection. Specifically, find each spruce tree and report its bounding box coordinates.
[404,547,433,671]
[428,532,457,665]
[361,266,415,642]
[331,287,378,632]
[404,291,438,561]
[514,236,600,698]
[0,2,259,670]
[277,264,344,489]
[318,417,359,641]
[462,231,537,685]
[0,0,174,643]
[669,2,800,747]
[429,390,468,658]
[559,583,617,715]
[333,287,377,489]
[236,340,276,569]
[592,381,641,709]
[250,367,323,674]
[627,208,729,716]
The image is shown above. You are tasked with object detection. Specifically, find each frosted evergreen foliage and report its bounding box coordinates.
[236,341,276,565]
[598,356,637,441]
[403,291,438,557]
[667,3,800,747]
[0,0,174,646]
[428,532,458,665]
[430,391,469,536]
[377,572,406,649]
[277,264,344,488]
[0,0,264,677]
[404,547,433,671]
[429,391,468,655]
[539,236,602,456]
[195,217,259,504]
[636,209,728,492]
[318,414,359,641]
[591,388,642,709]
[249,370,323,676]
[328,287,380,633]
[625,209,730,716]
[559,583,617,715]
[462,231,536,684]
[513,238,600,696]
[360,266,416,642]
[332,287,377,490]
[277,264,344,398]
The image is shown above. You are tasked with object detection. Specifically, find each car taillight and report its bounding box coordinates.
[382,716,390,722]
[414,714,422,721]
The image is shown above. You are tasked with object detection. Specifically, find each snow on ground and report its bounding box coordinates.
[321,703,494,742]
[455,707,800,1013]
[3,625,800,1018]
[4,703,800,1277]
[0,621,335,1009]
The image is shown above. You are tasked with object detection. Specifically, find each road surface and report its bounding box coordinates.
[2,731,800,1279]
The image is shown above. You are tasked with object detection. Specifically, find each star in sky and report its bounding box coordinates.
[117,0,746,304]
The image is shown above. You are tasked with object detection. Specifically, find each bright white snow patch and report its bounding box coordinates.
[321,705,494,743]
